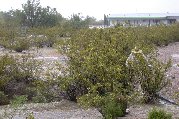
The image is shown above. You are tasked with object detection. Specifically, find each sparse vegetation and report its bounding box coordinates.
[0,0,179,118]
[148,108,172,119]
[58,26,179,118]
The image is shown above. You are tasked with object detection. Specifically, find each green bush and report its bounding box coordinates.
[0,54,59,105]
[101,94,127,119]
[32,94,47,103]
[0,37,30,52]
[0,55,17,90]
[0,91,9,105]
[26,80,60,103]
[126,47,171,103]
[148,108,172,119]
[33,35,48,48]
[59,25,176,109]
[0,54,42,105]
[12,38,30,52]
[26,112,35,119]
[59,28,156,117]
[10,95,28,107]
[102,100,125,119]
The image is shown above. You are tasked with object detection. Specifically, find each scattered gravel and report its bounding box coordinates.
[157,42,179,104]
[0,100,103,119]
[118,104,179,119]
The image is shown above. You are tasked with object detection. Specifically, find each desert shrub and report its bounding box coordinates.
[0,55,19,95]
[27,27,63,48]
[26,112,35,119]
[148,108,172,119]
[126,47,171,103]
[102,100,125,119]
[101,94,127,119]
[32,94,47,103]
[26,79,60,103]
[0,54,42,104]
[0,91,9,105]
[11,38,30,52]
[44,27,59,47]
[58,25,178,112]
[0,37,30,52]
[59,27,156,117]
[136,24,179,46]
[78,93,127,119]
[34,35,48,48]
[10,95,28,107]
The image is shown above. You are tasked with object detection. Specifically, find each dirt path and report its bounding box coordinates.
[0,100,102,119]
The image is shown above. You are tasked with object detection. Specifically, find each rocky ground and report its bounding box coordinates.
[0,43,179,119]
[0,100,102,119]
[157,42,179,104]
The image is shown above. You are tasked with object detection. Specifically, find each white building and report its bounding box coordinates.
[105,13,179,27]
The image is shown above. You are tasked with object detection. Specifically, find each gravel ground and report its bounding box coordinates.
[0,100,103,119]
[118,104,179,119]
[157,42,179,104]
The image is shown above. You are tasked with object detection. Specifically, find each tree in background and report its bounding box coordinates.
[68,13,99,29]
[22,0,40,27]
[69,13,87,29]
[4,10,26,27]
[22,0,63,28]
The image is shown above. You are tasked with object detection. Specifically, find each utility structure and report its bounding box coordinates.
[104,13,179,27]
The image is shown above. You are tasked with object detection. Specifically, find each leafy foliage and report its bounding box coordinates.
[0,91,9,105]
[12,38,30,52]
[22,0,62,27]
[26,80,60,103]
[101,94,127,119]
[0,54,41,104]
[26,112,35,119]
[58,25,179,118]
[126,47,171,103]
[59,27,157,118]
[148,108,172,119]
[10,95,28,108]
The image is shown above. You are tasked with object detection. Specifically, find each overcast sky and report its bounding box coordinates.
[0,0,179,20]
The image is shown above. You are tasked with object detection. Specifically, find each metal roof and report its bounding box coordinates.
[107,13,179,19]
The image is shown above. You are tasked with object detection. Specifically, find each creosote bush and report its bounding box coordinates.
[0,91,9,105]
[0,54,42,104]
[10,95,28,108]
[59,25,178,117]
[11,38,30,52]
[59,27,155,118]
[0,53,61,105]
[26,80,60,103]
[148,108,172,119]
[0,37,30,52]
[101,94,127,119]
[126,47,171,103]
